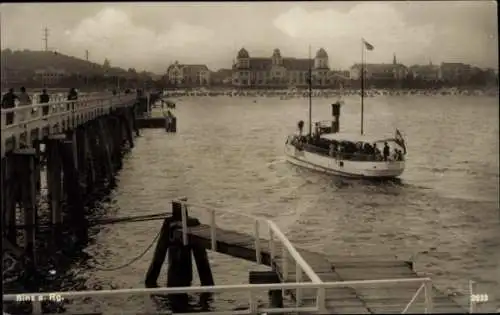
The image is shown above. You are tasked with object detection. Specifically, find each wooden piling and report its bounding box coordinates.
[121,110,135,148]
[14,148,38,261]
[75,128,89,193]
[46,137,63,228]
[59,139,84,221]
[166,244,192,313]
[85,127,98,192]
[95,119,115,186]
[192,243,215,306]
[2,155,17,244]
[33,140,42,192]
[145,217,172,288]
[249,271,284,309]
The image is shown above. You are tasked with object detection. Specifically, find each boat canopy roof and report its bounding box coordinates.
[319,132,397,143]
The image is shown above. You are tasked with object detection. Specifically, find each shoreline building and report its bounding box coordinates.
[232,48,331,88]
[408,61,440,81]
[349,54,408,80]
[166,61,211,87]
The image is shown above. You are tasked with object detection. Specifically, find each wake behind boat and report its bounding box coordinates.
[284,41,407,179]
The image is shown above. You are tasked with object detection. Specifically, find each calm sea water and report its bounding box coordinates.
[60,95,498,313]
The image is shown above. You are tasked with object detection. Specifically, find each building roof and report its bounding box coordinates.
[283,58,314,71]
[409,65,439,74]
[237,48,250,59]
[233,57,314,71]
[350,63,407,71]
[250,58,272,70]
[167,63,209,74]
[440,62,471,70]
[316,48,328,58]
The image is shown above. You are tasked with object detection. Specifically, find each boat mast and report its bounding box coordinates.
[308,45,312,136]
[360,39,365,135]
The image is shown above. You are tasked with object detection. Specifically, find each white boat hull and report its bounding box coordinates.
[285,143,405,178]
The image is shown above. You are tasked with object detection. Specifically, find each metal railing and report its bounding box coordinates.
[2,278,434,315]
[1,93,137,157]
[172,199,324,311]
[2,200,437,314]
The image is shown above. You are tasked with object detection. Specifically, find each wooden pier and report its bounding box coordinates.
[168,201,466,314]
[2,199,470,314]
[0,91,169,275]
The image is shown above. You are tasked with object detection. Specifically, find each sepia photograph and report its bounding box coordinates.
[1,1,499,314]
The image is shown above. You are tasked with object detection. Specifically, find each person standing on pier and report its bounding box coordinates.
[18,87,32,122]
[1,88,18,124]
[67,88,78,111]
[39,89,50,116]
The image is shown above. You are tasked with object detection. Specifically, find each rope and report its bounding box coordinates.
[89,227,162,271]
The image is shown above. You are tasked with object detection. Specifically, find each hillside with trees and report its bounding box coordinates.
[1,49,159,90]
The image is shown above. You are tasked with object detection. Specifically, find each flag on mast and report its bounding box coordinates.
[395,129,407,154]
[362,38,374,51]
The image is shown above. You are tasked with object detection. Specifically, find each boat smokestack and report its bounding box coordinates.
[331,102,341,133]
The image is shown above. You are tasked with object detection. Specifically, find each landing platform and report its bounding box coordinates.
[176,224,466,314]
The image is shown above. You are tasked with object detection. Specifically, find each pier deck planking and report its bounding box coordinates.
[176,223,466,314]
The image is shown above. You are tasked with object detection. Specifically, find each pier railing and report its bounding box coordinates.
[2,278,434,314]
[173,199,323,305]
[2,199,436,314]
[1,93,137,157]
[171,199,434,314]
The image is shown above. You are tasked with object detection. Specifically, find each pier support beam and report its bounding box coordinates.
[13,149,38,262]
[95,119,115,186]
[46,137,63,229]
[60,138,84,222]
[2,155,17,244]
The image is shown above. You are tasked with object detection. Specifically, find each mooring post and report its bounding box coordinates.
[192,242,215,306]
[166,241,192,312]
[145,216,172,288]
[249,271,284,310]
[166,200,202,312]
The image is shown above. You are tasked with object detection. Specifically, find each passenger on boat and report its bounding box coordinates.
[373,143,382,161]
[329,143,335,157]
[383,142,390,161]
[297,120,304,136]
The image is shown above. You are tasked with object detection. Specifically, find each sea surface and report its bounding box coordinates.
[54,95,498,313]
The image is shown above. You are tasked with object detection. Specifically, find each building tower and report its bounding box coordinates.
[272,48,283,66]
[236,48,250,69]
[393,53,397,65]
[315,48,329,69]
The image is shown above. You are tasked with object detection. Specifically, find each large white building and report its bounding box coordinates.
[232,48,332,87]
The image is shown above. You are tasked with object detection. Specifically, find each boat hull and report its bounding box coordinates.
[285,143,405,179]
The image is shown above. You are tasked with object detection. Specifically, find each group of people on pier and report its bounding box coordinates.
[1,87,80,124]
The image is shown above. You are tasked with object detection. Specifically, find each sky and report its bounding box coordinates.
[0,1,498,73]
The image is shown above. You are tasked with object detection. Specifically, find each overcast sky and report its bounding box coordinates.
[1,1,498,73]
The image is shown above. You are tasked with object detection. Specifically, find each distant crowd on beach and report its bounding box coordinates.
[162,87,498,98]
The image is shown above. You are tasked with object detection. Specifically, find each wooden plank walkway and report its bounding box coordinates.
[177,224,466,314]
